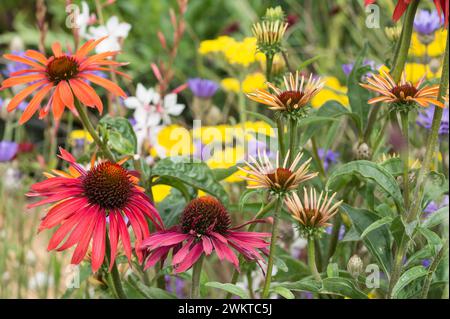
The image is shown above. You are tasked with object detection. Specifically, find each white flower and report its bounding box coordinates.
[156,93,185,124]
[86,16,131,53]
[75,1,94,38]
[29,272,54,290]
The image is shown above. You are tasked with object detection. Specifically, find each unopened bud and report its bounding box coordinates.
[429,58,441,74]
[353,142,371,160]
[347,255,364,278]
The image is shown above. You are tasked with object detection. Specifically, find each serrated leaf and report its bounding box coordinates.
[152,156,229,204]
[205,282,249,299]
[327,160,404,213]
[392,266,428,299]
[360,216,393,239]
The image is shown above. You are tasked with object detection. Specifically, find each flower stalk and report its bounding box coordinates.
[307,236,322,282]
[400,111,410,209]
[190,254,204,299]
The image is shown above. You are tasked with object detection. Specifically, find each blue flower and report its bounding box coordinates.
[188,78,219,98]
[421,259,431,268]
[416,105,449,136]
[318,148,339,171]
[423,195,449,217]
[325,224,345,240]
[342,59,379,78]
[0,141,19,162]
[413,9,443,35]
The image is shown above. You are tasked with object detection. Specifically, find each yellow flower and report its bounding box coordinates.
[206,146,245,183]
[223,37,259,67]
[152,184,172,203]
[242,72,267,93]
[409,30,447,57]
[311,76,349,108]
[153,124,192,158]
[69,130,93,143]
[192,124,234,145]
[221,77,241,93]
[198,36,236,55]
[240,121,275,139]
[404,63,441,83]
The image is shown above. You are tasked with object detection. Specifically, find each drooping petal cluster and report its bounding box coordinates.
[27,148,162,272]
[141,196,270,273]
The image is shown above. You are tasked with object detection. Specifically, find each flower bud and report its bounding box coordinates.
[429,58,441,74]
[353,142,371,160]
[347,254,364,278]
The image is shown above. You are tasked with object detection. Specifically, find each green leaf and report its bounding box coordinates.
[341,204,392,274]
[418,227,443,250]
[392,266,428,299]
[422,206,449,229]
[244,111,276,127]
[326,160,404,213]
[360,216,393,239]
[127,275,177,299]
[347,43,370,133]
[320,277,368,299]
[205,282,249,299]
[326,263,340,278]
[298,54,324,70]
[157,188,190,227]
[380,157,404,176]
[211,165,240,181]
[270,286,295,299]
[152,156,229,204]
[423,172,448,204]
[99,116,137,155]
[273,278,321,293]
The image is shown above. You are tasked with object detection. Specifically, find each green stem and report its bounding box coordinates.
[311,137,326,178]
[308,236,322,282]
[105,235,127,299]
[326,215,342,262]
[288,118,297,164]
[276,117,286,159]
[390,0,419,82]
[400,111,410,209]
[225,198,276,299]
[74,99,115,162]
[261,197,282,298]
[190,255,204,299]
[265,53,274,83]
[420,239,449,299]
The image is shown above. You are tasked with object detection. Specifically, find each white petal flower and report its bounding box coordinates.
[163,93,185,116]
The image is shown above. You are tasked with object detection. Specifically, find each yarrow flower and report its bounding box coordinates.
[1,37,128,124]
[247,71,324,118]
[188,78,219,98]
[27,148,163,272]
[360,69,443,112]
[416,105,449,135]
[141,196,270,273]
[239,150,318,195]
[285,188,342,236]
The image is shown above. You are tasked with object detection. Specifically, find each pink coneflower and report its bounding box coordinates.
[28,148,163,272]
[141,196,270,273]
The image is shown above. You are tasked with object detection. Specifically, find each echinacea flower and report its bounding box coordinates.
[27,148,163,272]
[285,187,343,236]
[141,196,270,273]
[360,69,443,111]
[239,150,318,195]
[1,37,128,124]
[188,78,219,98]
[0,141,18,162]
[246,71,324,116]
[252,20,288,53]
[416,104,449,135]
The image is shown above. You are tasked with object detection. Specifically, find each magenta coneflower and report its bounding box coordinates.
[141,196,270,273]
[28,148,163,272]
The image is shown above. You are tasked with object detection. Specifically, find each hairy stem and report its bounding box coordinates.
[308,236,322,282]
[190,255,204,299]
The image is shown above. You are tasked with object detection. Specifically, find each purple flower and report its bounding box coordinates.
[0,141,19,162]
[246,139,273,161]
[416,105,449,135]
[165,275,185,298]
[193,139,213,161]
[188,78,219,98]
[423,195,449,217]
[318,148,339,171]
[342,59,378,77]
[325,225,345,240]
[421,259,431,268]
[414,9,443,35]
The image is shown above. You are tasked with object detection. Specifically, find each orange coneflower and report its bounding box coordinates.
[1,37,128,124]
[360,69,444,110]
[246,71,324,114]
[285,187,342,235]
[239,149,318,195]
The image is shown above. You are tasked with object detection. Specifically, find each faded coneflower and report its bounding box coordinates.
[141,196,270,273]
[360,69,443,112]
[239,150,318,196]
[285,188,343,236]
[28,148,162,272]
[252,20,288,52]
[247,71,324,117]
[1,37,128,124]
